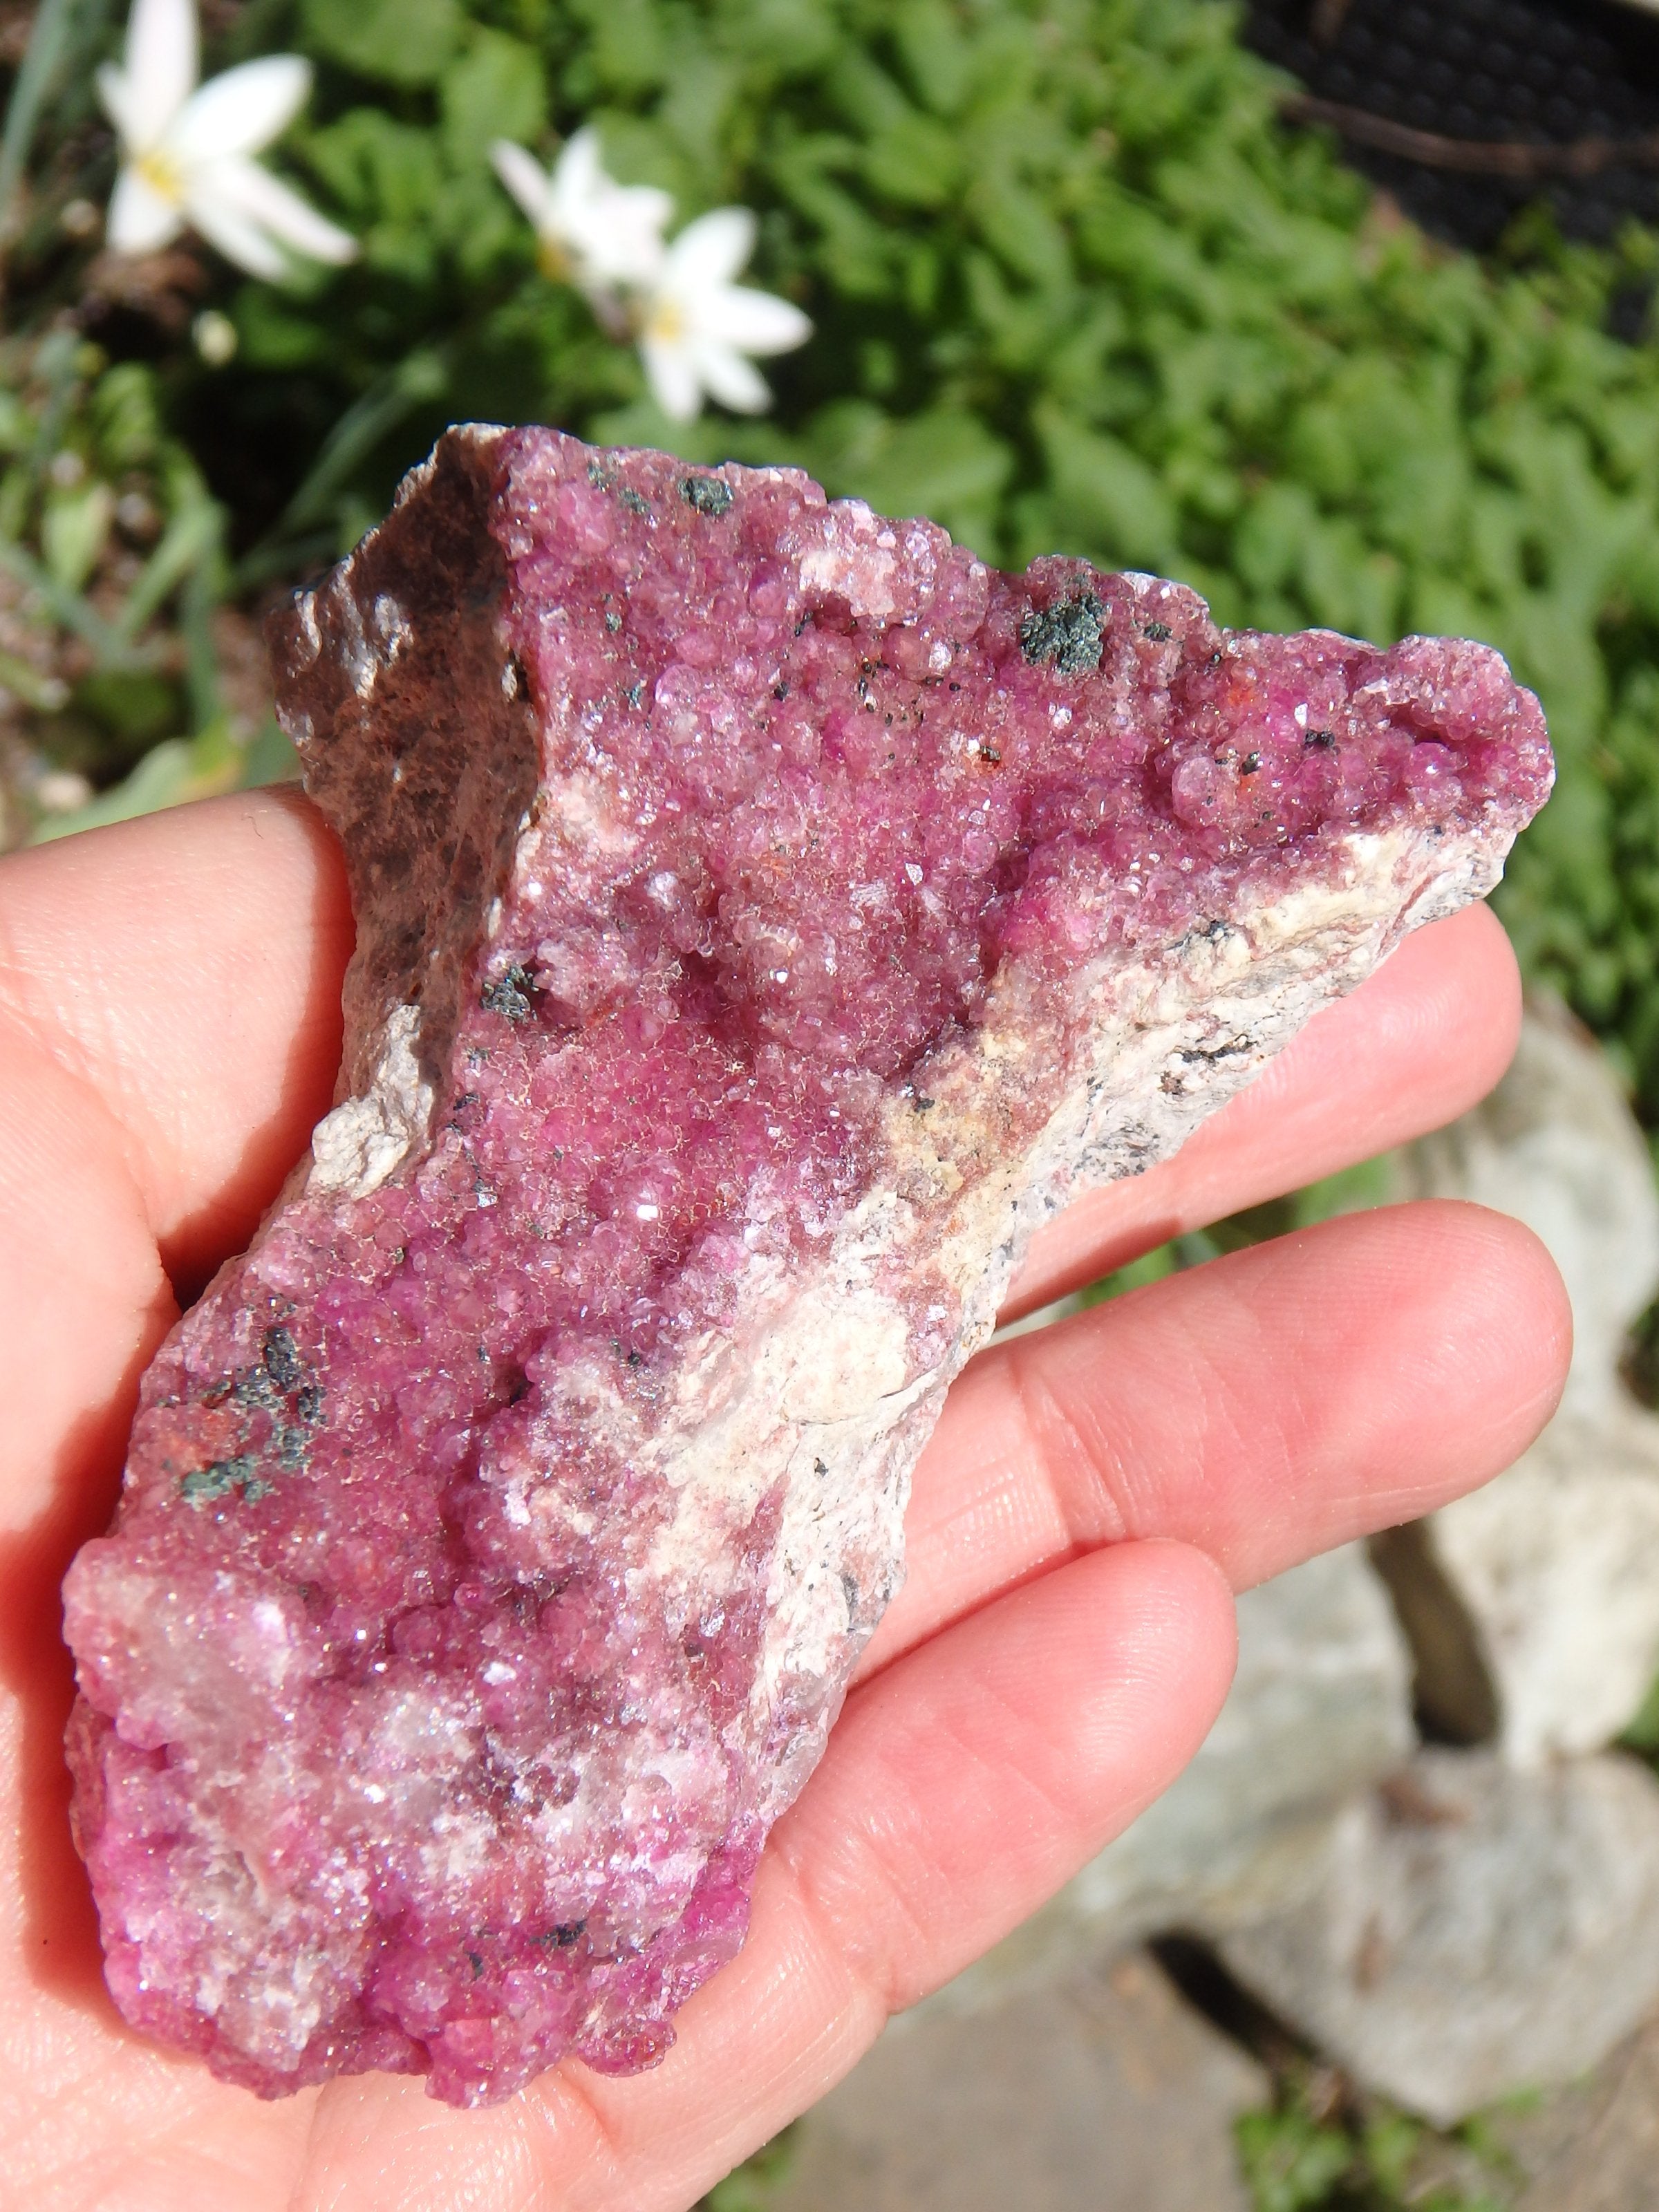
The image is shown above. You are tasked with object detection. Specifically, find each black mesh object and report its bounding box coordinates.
[1243,0,1659,252]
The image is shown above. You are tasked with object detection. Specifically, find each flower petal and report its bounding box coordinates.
[547,128,672,285]
[96,64,146,149]
[551,126,603,203]
[185,191,289,280]
[169,55,311,165]
[106,165,185,254]
[639,335,704,422]
[121,0,198,146]
[491,140,550,227]
[700,283,811,357]
[693,338,772,414]
[574,190,672,286]
[664,207,756,291]
[201,155,356,264]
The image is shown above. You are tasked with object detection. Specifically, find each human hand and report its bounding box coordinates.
[0,790,1568,2211]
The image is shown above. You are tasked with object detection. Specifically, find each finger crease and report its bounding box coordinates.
[1009,1341,1134,1550]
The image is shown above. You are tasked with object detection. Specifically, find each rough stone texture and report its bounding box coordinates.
[62,428,1551,2106]
[1402,995,1659,1423]
[1389,1001,1659,1763]
[940,1545,1413,2005]
[1219,1749,1659,2126]
[1519,2020,1659,2212]
[1422,1411,1659,1765]
[771,1951,1266,2212]
[1366,1517,1502,1748]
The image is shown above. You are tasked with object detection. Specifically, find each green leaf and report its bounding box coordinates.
[1234,481,1318,598]
[891,0,975,117]
[0,388,30,456]
[1292,1152,1400,1228]
[1033,403,1180,572]
[28,719,252,842]
[234,288,330,372]
[563,0,670,96]
[657,50,742,175]
[117,491,221,641]
[304,111,445,227]
[75,669,180,745]
[442,31,547,170]
[804,402,1012,551]
[300,0,462,86]
[41,478,113,592]
[971,177,1071,290]
[1236,2107,1354,2212]
[88,364,161,473]
[863,110,960,209]
[714,0,838,77]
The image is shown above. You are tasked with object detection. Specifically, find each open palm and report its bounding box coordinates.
[0,791,1567,2211]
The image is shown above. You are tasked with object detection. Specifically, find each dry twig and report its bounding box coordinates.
[1282,92,1659,178]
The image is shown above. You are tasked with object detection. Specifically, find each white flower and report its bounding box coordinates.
[637,209,811,421]
[489,126,810,420]
[491,129,673,294]
[99,0,355,281]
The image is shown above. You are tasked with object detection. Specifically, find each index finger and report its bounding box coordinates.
[0,788,350,1294]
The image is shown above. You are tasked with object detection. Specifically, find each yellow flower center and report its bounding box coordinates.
[537,236,572,283]
[644,296,686,345]
[135,147,187,207]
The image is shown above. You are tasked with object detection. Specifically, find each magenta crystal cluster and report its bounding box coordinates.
[63,429,1552,2106]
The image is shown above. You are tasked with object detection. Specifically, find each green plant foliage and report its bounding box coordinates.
[1237,2103,1356,2212]
[299,0,466,88]
[136,0,1659,1113]
[1235,2082,1515,2212]
[0,327,291,839]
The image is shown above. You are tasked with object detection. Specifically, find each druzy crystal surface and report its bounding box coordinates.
[63,429,1552,2107]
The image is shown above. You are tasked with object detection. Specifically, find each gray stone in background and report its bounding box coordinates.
[940,1544,1413,2005]
[1366,1519,1499,1747]
[1430,1409,1659,1765]
[1400,993,1659,1423]
[1519,2020,1659,2212]
[1219,1749,1659,2127]
[1394,997,1659,1764]
[771,1951,1267,2212]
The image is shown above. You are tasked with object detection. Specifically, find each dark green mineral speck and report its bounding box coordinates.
[1019,591,1107,676]
[180,1454,258,1506]
[263,1325,301,1390]
[682,475,733,517]
[482,965,536,1023]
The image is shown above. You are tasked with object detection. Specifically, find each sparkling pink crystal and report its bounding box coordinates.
[62,429,1552,2106]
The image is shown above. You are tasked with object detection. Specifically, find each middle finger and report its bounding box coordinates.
[861,1196,1569,1680]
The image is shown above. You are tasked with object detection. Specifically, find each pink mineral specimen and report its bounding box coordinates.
[63,428,1552,2106]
